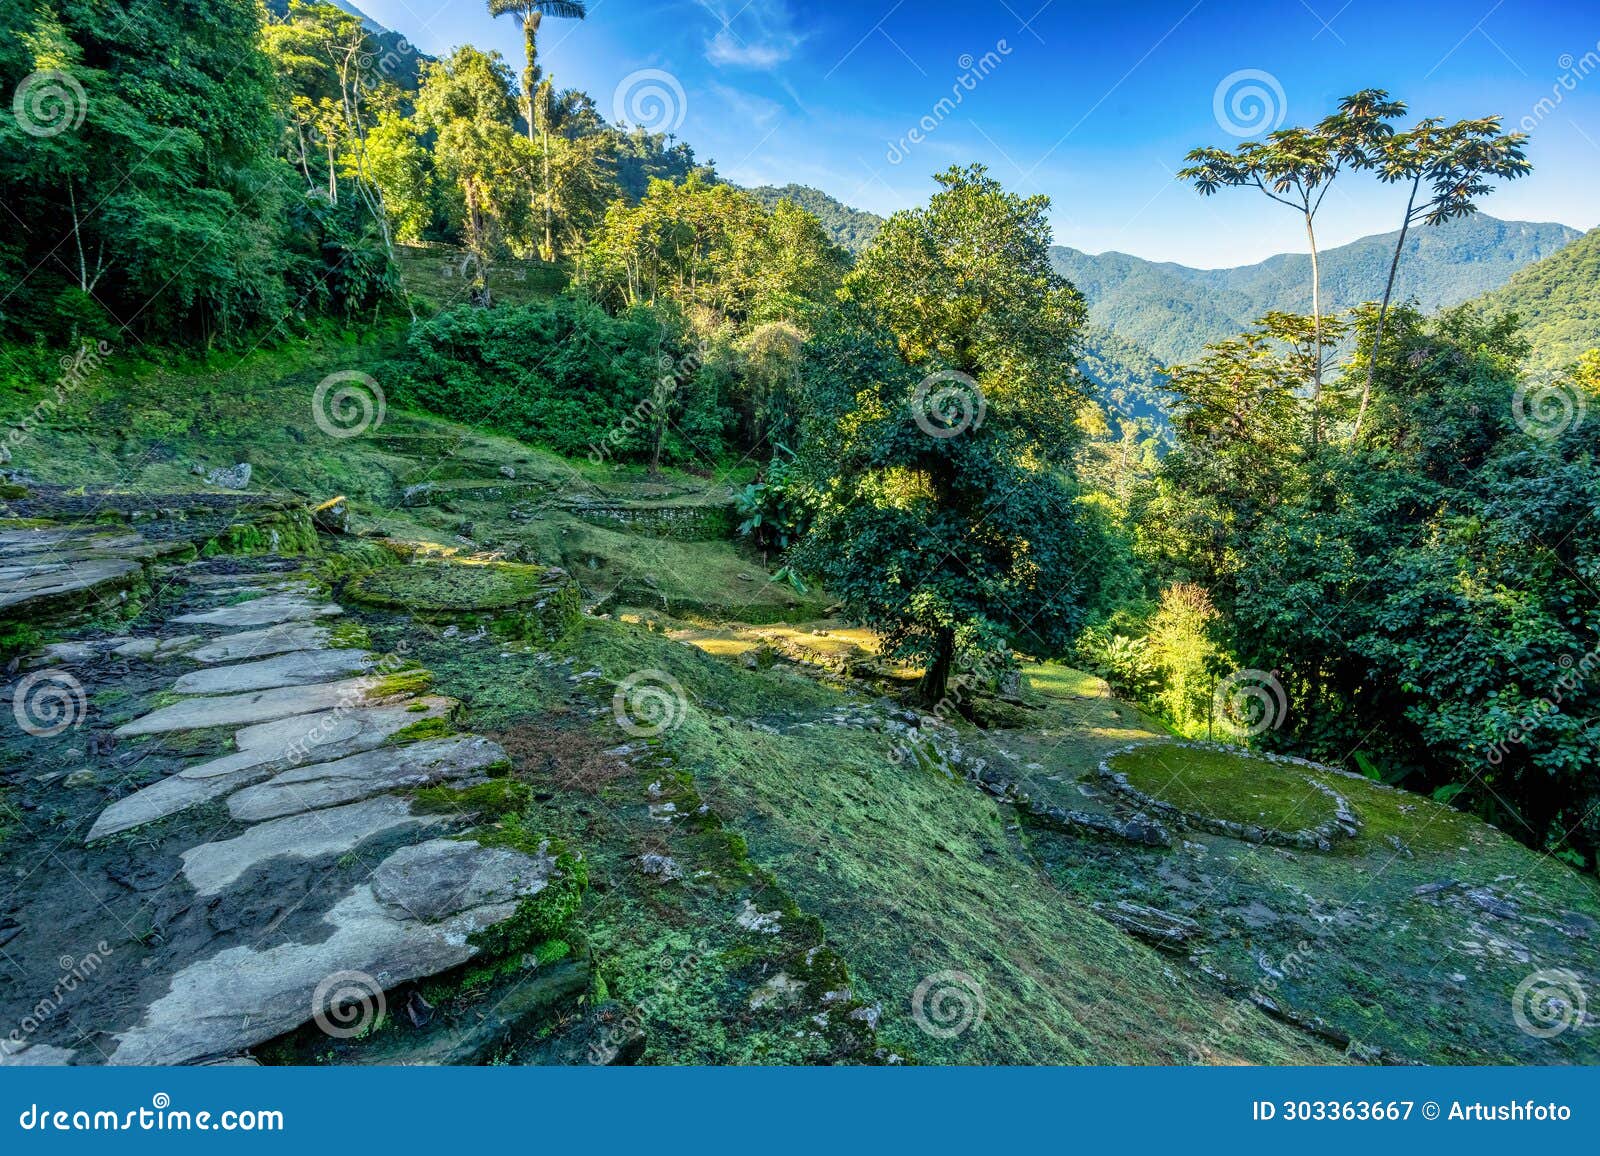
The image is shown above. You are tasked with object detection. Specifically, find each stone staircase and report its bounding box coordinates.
[0,514,579,1066]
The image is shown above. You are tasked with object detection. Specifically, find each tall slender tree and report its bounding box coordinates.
[487,1,588,261]
[1179,90,1403,451]
[1353,115,1530,441]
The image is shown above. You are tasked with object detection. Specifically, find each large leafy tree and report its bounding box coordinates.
[794,165,1093,703]
[580,174,843,328]
[1353,112,1531,440]
[0,0,286,341]
[1179,90,1404,450]
[414,46,533,294]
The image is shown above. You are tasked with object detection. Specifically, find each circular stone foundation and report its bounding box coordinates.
[346,560,581,640]
[1099,741,1360,851]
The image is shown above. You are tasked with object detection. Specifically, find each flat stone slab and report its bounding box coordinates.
[87,699,455,841]
[172,649,375,695]
[186,621,335,663]
[0,556,141,613]
[228,735,505,822]
[109,838,555,1065]
[114,677,379,737]
[0,527,145,559]
[0,1043,77,1066]
[181,796,441,896]
[171,593,342,629]
[112,635,204,659]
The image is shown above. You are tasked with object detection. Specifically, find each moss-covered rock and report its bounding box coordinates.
[346,559,581,641]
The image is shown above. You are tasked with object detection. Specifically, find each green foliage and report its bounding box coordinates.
[1076,627,1157,701]
[794,165,1095,701]
[1475,226,1600,373]
[1150,302,1600,868]
[745,183,882,255]
[1,0,288,342]
[398,296,733,463]
[733,448,810,553]
[578,174,846,329]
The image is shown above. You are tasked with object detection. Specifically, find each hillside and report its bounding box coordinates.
[2,345,1595,1066]
[1050,214,1579,365]
[1474,226,1600,373]
[746,184,884,255]
[264,0,428,94]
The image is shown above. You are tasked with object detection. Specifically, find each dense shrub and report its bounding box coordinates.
[397,297,733,464]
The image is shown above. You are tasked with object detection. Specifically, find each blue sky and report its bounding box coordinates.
[355,0,1600,267]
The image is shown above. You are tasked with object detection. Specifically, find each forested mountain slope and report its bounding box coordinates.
[1473,225,1600,373]
[1049,214,1578,365]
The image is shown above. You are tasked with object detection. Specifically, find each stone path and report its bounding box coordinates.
[1,538,572,1066]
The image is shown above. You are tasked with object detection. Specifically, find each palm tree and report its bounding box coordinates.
[487,0,586,140]
[487,1,587,261]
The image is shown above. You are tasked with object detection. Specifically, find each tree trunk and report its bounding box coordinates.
[1305,213,1322,453]
[918,627,955,705]
[1355,177,1420,443]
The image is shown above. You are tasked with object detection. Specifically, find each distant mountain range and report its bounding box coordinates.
[752,184,1586,426]
[1049,215,1579,366]
[1473,226,1600,374]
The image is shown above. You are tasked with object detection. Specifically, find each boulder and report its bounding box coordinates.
[205,463,252,490]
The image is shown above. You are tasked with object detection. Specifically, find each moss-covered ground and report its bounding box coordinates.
[1112,745,1342,833]
[5,340,1596,1066]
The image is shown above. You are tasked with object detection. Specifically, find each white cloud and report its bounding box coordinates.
[697,0,800,71]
